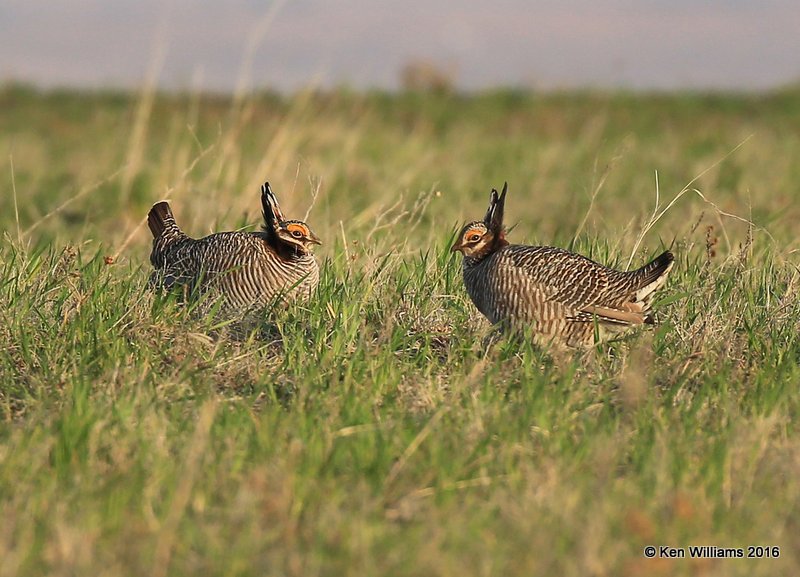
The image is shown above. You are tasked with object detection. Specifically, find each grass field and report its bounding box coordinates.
[1,83,800,576]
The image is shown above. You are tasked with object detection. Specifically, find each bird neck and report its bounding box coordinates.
[256,231,307,260]
[276,239,309,260]
[464,236,506,267]
[463,248,494,268]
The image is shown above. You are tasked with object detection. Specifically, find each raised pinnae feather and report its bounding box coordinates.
[490,182,507,236]
[261,181,286,233]
[483,189,498,225]
[483,182,508,235]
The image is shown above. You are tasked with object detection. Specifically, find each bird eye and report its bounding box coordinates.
[469,234,481,242]
[291,230,303,238]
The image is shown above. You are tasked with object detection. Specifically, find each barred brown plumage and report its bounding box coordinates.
[148,181,321,318]
[451,183,674,347]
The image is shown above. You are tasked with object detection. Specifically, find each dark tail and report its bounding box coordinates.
[635,250,674,287]
[148,201,187,269]
[148,201,176,239]
[632,251,675,319]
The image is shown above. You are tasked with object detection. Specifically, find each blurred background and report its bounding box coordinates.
[2,0,799,259]
[2,0,799,93]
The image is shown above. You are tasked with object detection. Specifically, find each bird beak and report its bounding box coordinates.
[450,241,463,253]
[309,232,322,245]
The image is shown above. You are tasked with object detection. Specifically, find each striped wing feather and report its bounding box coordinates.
[150,229,318,313]
[481,246,672,335]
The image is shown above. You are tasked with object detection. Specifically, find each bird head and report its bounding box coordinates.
[276,220,322,255]
[451,182,509,258]
[260,181,322,255]
[451,221,488,255]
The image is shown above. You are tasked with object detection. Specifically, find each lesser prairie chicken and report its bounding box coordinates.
[451,183,674,347]
[148,182,321,317]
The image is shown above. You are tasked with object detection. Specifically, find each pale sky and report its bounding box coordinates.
[1,0,798,92]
